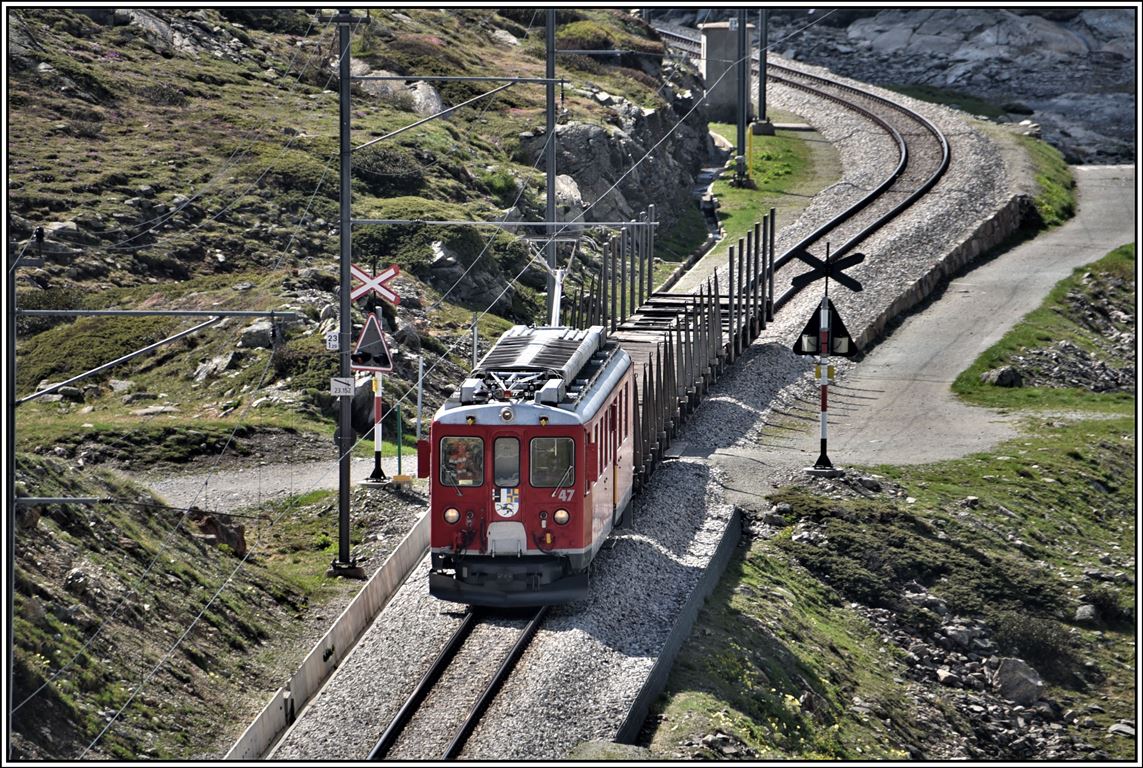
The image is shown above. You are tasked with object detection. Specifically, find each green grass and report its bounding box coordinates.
[650,240,1135,758]
[952,243,1134,409]
[1017,134,1076,227]
[707,120,819,251]
[649,535,919,759]
[884,84,1008,119]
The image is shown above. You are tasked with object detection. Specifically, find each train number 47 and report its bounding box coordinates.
[555,489,575,501]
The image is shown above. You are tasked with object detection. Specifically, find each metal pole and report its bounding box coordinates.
[815,288,833,470]
[737,237,746,354]
[647,203,656,298]
[599,244,608,329]
[545,9,557,320]
[752,221,762,334]
[736,9,747,184]
[728,245,736,361]
[6,228,32,761]
[619,230,627,323]
[757,218,766,331]
[768,207,776,321]
[17,309,301,319]
[368,370,386,482]
[416,354,424,442]
[331,9,361,577]
[636,212,645,307]
[629,220,637,316]
[472,312,479,367]
[745,228,754,337]
[609,237,617,332]
[758,9,769,122]
[396,400,403,477]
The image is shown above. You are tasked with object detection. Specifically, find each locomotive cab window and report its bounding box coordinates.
[530,437,575,488]
[440,436,484,487]
[493,437,520,487]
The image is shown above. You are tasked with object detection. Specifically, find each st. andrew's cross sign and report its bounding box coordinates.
[788,245,865,293]
[788,243,865,473]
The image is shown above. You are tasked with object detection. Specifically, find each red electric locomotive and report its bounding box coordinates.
[418,325,634,606]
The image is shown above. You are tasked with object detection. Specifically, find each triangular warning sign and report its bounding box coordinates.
[791,298,859,358]
[351,313,393,372]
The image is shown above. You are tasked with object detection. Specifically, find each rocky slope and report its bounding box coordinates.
[9,7,717,459]
[7,8,717,760]
[652,8,1135,164]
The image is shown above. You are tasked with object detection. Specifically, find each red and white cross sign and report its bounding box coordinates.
[350,263,401,304]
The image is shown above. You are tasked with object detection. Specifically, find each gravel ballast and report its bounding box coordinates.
[266,55,1035,760]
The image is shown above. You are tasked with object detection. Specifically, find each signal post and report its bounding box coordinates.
[789,243,864,478]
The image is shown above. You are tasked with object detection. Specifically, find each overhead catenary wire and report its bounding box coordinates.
[40,18,548,742]
[64,10,824,755]
[26,10,541,724]
[68,16,377,756]
[361,12,849,445]
[10,11,362,725]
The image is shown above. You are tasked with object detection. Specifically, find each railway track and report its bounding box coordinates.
[258,27,961,762]
[655,24,950,309]
[367,607,548,761]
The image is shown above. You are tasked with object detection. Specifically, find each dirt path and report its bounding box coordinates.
[133,454,411,510]
[797,164,1135,467]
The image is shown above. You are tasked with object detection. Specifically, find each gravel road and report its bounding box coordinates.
[133,454,408,511]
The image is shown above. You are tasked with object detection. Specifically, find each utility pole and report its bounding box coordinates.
[755,9,773,134]
[735,9,747,185]
[545,9,558,322]
[330,8,364,579]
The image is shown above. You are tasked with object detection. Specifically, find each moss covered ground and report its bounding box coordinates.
[645,243,1135,759]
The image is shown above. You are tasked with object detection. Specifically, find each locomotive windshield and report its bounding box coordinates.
[440,436,484,486]
[530,437,575,487]
[494,437,520,486]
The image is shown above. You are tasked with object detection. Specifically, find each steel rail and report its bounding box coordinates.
[442,606,549,759]
[655,25,952,311]
[366,609,480,760]
[765,69,909,271]
[768,64,951,309]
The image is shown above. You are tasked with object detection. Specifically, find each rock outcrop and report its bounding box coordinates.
[652,8,1134,164]
[518,62,716,232]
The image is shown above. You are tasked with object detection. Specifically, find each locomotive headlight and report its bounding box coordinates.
[500,407,514,422]
[443,507,460,524]
[554,508,570,525]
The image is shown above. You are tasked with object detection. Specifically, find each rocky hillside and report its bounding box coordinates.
[652,8,1135,164]
[9,8,715,463]
[642,246,1137,761]
[7,8,716,760]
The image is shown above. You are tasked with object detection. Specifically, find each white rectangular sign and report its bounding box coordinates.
[330,377,355,397]
[325,330,340,351]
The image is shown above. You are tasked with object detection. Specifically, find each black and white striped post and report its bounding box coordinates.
[789,242,865,478]
[813,287,835,472]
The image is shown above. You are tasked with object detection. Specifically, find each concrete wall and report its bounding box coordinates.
[853,194,1038,352]
[700,22,752,124]
[225,511,430,760]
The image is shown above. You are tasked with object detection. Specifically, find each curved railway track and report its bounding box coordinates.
[655,25,950,310]
[257,28,960,762]
[367,607,548,761]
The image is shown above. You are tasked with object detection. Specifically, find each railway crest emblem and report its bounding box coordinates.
[494,487,520,518]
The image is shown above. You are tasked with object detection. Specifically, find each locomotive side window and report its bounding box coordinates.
[530,437,575,487]
[440,436,484,487]
[493,437,520,487]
